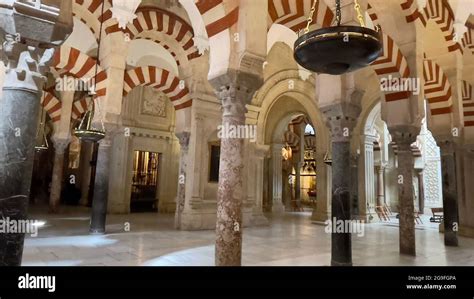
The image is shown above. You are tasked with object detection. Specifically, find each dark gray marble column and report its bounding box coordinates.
[391,127,419,256]
[49,138,69,213]
[322,103,360,266]
[0,39,53,266]
[211,71,262,266]
[350,155,359,217]
[437,140,459,247]
[175,132,190,229]
[89,125,116,234]
[0,0,72,265]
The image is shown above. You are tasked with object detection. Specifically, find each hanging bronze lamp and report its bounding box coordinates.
[73,96,106,143]
[294,0,382,75]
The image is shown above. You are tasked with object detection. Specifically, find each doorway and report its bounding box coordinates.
[131,150,160,212]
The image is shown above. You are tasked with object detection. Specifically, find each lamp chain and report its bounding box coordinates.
[304,0,318,34]
[353,0,366,27]
[335,0,341,26]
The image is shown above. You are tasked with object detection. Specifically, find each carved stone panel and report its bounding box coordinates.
[141,88,167,118]
[422,131,443,208]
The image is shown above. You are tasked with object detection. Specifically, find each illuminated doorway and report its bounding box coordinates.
[131,151,160,212]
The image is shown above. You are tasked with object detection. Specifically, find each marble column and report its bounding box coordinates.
[391,127,418,256]
[294,161,302,208]
[211,71,261,266]
[175,132,190,229]
[271,144,285,213]
[359,134,377,220]
[0,37,56,265]
[437,139,459,247]
[89,125,117,234]
[282,159,292,210]
[322,103,360,266]
[375,165,386,207]
[350,155,359,216]
[49,138,69,213]
[79,142,92,206]
[416,169,425,214]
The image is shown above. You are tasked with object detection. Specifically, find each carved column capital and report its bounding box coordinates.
[211,69,264,119]
[436,138,456,156]
[321,102,361,142]
[2,35,55,91]
[176,132,191,152]
[390,125,420,152]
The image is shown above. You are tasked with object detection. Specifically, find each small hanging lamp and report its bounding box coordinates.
[35,99,49,152]
[294,0,382,75]
[73,96,106,143]
[73,0,106,143]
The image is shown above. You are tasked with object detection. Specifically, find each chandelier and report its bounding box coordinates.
[294,0,382,75]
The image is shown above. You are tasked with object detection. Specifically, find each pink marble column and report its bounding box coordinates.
[391,127,419,256]
[49,139,69,213]
[175,132,190,229]
[212,73,262,266]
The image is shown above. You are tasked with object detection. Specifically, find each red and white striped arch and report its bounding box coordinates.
[268,0,334,33]
[401,0,461,53]
[123,66,192,111]
[41,91,62,123]
[71,97,93,121]
[195,0,239,38]
[123,7,201,66]
[401,0,427,25]
[462,80,474,127]
[461,26,473,55]
[371,34,412,102]
[73,0,118,40]
[51,46,107,98]
[423,59,453,116]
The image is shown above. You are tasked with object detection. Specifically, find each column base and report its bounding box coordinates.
[400,246,416,256]
[444,232,459,247]
[89,228,106,235]
[331,260,353,266]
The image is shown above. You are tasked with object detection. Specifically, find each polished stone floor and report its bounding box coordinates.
[23,206,474,266]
